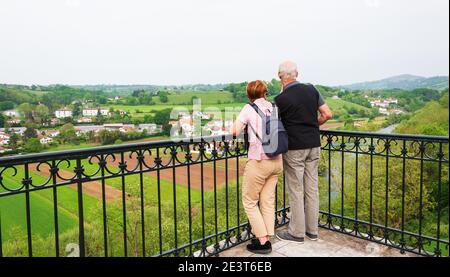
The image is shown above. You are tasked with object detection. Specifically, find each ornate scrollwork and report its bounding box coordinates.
[55,159,77,181]
[0,166,22,192]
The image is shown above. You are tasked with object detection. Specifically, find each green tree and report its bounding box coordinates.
[0,101,15,111]
[267,79,282,95]
[9,133,20,150]
[158,91,169,103]
[24,138,43,153]
[153,109,171,125]
[0,113,5,127]
[17,103,34,121]
[72,102,82,117]
[59,123,77,144]
[23,127,38,141]
[34,104,50,125]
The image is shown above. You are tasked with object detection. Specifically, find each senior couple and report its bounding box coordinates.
[230,61,333,254]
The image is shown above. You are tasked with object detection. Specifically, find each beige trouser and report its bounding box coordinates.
[283,147,320,237]
[242,158,283,238]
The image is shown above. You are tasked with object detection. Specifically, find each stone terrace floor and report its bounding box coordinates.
[219,227,418,257]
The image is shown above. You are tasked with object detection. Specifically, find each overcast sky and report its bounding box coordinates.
[0,0,448,86]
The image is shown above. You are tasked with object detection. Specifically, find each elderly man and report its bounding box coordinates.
[275,61,332,243]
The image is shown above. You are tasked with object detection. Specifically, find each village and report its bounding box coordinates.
[0,105,163,154]
[0,103,240,155]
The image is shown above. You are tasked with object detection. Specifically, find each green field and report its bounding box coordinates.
[0,167,99,241]
[110,94,371,120]
[153,91,235,105]
[325,98,372,112]
[0,157,256,256]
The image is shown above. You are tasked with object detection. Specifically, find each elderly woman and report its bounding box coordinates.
[230,80,282,254]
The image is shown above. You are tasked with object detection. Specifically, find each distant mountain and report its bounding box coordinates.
[71,83,227,94]
[340,74,449,91]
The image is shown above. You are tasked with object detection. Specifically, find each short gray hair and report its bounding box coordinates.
[278,61,298,79]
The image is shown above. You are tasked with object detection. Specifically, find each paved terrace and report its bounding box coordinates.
[219,227,418,257]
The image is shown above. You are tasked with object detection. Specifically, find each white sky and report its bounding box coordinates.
[0,0,448,86]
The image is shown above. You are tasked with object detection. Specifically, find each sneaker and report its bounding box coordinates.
[276,231,304,244]
[246,240,272,254]
[306,232,318,241]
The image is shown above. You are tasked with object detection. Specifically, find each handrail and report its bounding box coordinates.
[1,131,448,166]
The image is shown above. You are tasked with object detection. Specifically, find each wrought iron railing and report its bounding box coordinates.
[0,131,448,257]
[319,131,449,257]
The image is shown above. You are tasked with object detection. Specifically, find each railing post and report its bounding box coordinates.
[75,158,85,257]
[23,163,33,257]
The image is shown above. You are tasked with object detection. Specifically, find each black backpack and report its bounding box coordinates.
[247,102,289,157]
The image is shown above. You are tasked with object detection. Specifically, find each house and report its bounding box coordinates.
[7,119,21,125]
[55,108,73,119]
[0,127,26,135]
[209,125,224,136]
[50,118,60,125]
[379,108,390,115]
[0,132,10,145]
[74,125,104,136]
[103,123,135,133]
[392,109,405,115]
[193,111,211,120]
[2,109,19,117]
[39,136,53,144]
[77,117,93,123]
[385,98,398,105]
[45,130,60,138]
[332,95,340,100]
[138,124,158,134]
[82,108,110,117]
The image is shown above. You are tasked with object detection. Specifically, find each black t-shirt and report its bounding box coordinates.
[274,82,324,150]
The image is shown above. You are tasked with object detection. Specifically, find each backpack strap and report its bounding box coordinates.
[249,103,267,120]
[248,102,272,142]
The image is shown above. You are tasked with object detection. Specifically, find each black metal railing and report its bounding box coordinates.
[319,131,449,257]
[0,131,448,257]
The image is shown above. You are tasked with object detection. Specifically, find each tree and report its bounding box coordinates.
[267,79,282,95]
[72,102,82,117]
[162,123,172,136]
[158,91,169,103]
[24,138,43,153]
[125,96,139,106]
[96,112,105,125]
[0,101,15,111]
[9,133,20,150]
[0,114,5,127]
[23,127,38,141]
[153,109,171,125]
[143,114,154,123]
[34,104,50,125]
[132,90,144,97]
[98,129,120,145]
[17,103,34,121]
[59,123,77,143]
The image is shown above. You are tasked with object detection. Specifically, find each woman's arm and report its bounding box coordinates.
[230,120,246,136]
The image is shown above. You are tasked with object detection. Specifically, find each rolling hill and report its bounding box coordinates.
[340,74,449,91]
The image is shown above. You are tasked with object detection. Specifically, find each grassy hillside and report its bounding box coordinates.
[395,92,449,136]
[152,91,234,105]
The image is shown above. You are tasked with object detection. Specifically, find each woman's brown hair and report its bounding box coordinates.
[246,80,268,102]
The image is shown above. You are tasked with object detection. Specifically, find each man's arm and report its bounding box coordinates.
[318,104,333,126]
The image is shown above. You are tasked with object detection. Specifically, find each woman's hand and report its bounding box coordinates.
[230,120,245,136]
